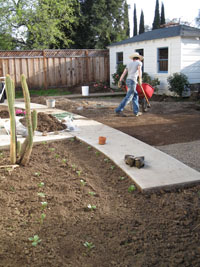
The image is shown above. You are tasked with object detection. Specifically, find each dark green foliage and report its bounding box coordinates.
[112,63,127,90]
[133,4,137,36]
[160,2,166,25]
[152,0,160,30]
[167,73,190,97]
[124,1,130,37]
[139,10,145,34]
[142,72,160,92]
[73,0,129,49]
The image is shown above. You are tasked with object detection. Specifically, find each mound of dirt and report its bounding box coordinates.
[20,112,67,132]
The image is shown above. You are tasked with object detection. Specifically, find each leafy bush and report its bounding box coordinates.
[167,72,189,97]
[142,72,160,92]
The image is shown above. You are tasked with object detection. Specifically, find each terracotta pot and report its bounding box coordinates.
[99,136,106,145]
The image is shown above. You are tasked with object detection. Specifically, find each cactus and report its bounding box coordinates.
[19,74,37,165]
[5,75,17,164]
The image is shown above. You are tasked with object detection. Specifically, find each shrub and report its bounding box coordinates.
[167,72,189,97]
[142,72,160,92]
[112,63,127,87]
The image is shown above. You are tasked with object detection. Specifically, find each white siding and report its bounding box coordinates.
[181,37,200,84]
[109,36,183,92]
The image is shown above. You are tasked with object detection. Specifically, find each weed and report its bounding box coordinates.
[71,164,76,171]
[62,158,67,164]
[84,241,95,250]
[37,192,45,198]
[87,204,96,210]
[87,146,92,150]
[28,235,41,247]
[42,141,47,145]
[95,151,100,156]
[88,191,96,196]
[34,172,41,177]
[41,201,48,210]
[55,154,60,159]
[104,158,110,163]
[40,213,46,224]
[120,176,126,180]
[80,179,87,186]
[128,185,136,193]
[110,165,115,170]
[76,170,82,176]
[49,148,55,152]
[10,186,16,192]
[38,182,45,188]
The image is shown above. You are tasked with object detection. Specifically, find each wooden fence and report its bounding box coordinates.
[0,49,109,89]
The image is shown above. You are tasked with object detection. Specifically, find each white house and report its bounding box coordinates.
[108,24,200,93]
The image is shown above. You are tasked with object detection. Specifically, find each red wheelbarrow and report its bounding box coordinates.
[125,83,154,112]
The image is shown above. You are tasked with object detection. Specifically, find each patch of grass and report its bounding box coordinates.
[15,88,72,98]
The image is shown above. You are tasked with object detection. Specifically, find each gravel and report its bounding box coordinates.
[155,140,200,172]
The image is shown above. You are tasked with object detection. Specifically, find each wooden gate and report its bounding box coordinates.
[0,49,109,89]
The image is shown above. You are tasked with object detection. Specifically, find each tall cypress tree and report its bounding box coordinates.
[152,0,160,30]
[133,3,137,36]
[124,1,130,38]
[160,2,166,25]
[139,10,145,34]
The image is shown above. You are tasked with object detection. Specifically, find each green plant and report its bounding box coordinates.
[38,182,45,188]
[104,158,110,163]
[0,152,4,158]
[37,192,45,198]
[87,146,92,150]
[142,72,160,92]
[71,164,76,171]
[49,147,55,152]
[87,204,96,210]
[28,235,41,247]
[80,179,87,186]
[83,241,95,250]
[55,153,60,159]
[95,151,100,156]
[110,165,115,170]
[112,63,127,88]
[88,191,96,196]
[34,172,41,177]
[40,213,46,224]
[76,170,82,176]
[62,158,67,164]
[41,201,48,210]
[120,176,126,180]
[128,185,136,193]
[167,72,189,97]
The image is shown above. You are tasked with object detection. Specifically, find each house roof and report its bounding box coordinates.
[108,25,200,47]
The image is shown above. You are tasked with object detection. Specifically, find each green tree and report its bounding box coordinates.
[139,10,145,34]
[133,3,137,36]
[160,2,166,25]
[73,0,128,49]
[152,0,160,29]
[124,1,130,37]
[0,0,79,49]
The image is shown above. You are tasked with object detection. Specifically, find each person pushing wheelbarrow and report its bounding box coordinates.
[115,52,153,117]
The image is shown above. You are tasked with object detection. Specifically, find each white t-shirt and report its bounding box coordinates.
[126,60,142,83]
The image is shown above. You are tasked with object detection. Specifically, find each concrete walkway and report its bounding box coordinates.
[1,99,200,191]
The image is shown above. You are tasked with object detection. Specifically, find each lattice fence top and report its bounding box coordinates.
[0,49,109,58]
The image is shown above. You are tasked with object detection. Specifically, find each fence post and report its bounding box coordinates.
[43,50,47,90]
[85,50,89,83]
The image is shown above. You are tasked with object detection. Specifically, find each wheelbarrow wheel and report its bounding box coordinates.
[141,98,148,112]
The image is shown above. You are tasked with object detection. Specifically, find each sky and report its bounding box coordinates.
[127,0,200,35]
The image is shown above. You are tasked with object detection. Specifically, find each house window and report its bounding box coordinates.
[135,49,144,71]
[116,52,123,65]
[158,47,168,72]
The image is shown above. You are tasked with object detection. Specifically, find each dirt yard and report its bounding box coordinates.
[0,95,200,267]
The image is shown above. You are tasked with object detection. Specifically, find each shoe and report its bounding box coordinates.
[115,111,127,117]
[135,112,142,117]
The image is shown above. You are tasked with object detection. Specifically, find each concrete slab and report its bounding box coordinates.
[1,100,200,191]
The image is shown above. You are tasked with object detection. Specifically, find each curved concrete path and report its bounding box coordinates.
[1,100,200,191]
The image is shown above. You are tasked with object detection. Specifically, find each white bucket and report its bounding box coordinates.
[46,99,56,108]
[82,86,89,96]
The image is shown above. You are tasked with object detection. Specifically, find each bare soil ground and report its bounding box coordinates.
[0,95,200,267]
